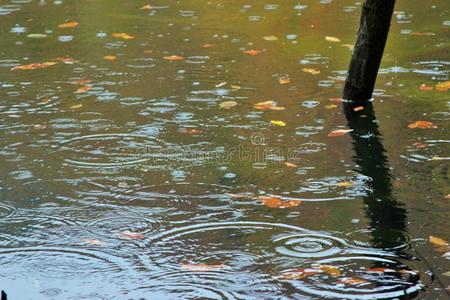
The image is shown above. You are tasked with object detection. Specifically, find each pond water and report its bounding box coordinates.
[0,0,449,299]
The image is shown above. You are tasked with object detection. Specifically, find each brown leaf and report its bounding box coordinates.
[58,21,79,28]
[258,196,302,208]
[284,162,298,168]
[353,106,364,112]
[429,235,449,246]
[419,84,433,91]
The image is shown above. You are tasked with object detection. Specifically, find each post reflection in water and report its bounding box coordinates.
[344,101,407,249]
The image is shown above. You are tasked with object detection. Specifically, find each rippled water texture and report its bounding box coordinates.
[0,0,449,299]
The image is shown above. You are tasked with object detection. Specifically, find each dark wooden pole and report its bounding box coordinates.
[343,0,396,101]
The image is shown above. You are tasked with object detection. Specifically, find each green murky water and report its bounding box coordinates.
[0,0,449,299]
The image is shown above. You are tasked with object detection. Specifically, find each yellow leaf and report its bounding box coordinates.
[112,33,135,40]
[215,82,227,88]
[104,55,117,61]
[429,235,449,246]
[336,181,353,188]
[70,104,83,109]
[219,101,238,109]
[263,35,278,41]
[254,101,285,111]
[302,68,320,75]
[325,104,337,109]
[318,265,341,277]
[325,36,341,43]
[140,4,153,10]
[271,120,286,127]
[278,77,290,84]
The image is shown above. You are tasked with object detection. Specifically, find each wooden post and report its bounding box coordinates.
[343,0,396,101]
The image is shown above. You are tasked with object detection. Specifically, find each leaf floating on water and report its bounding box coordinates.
[263,35,278,41]
[27,33,48,39]
[419,84,433,91]
[336,181,353,188]
[271,120,286,127]
[243,49,261,56]
[163,55,185,61]
[341,44,354,50]
[181,263,228,272]
[327,129,353,137]
[215,81,227,88]
[408,121,437,129]
[410,32,435,36]
[318,265,341,277]
[70,104,83,109]
[284,162,298,168]
[254,100,285,111]
[75,85,92,93]
[278,76,290,84]
[219,101,238,109]
[258,196,302,208]
[58,21,79,28]
[329,97,344,103]
[140,4,153,10]
[302,68,320,75]
[55,56,79,64]
[117,230,145,240]
[436,81,450,92]
[413,142,428,149]
[11,61,58,70]
[325,36,341,43]
[280,268,322,280]
[202,43,215,48]
[429,156,450,161]
[325,104,338,109]
[230,84,241,90]
[429,235,449,246]
[104,55,117,61]
[84,239,105,246]
[338,277,369,285]
[445,194,450,200]
[353,106,364,112]
[112,33,135,40]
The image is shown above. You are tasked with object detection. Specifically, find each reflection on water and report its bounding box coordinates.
[0,0,449,298]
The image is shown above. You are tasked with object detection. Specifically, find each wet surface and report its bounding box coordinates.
[0,0,449,299]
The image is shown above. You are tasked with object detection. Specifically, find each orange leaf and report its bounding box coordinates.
[408,121,437,129]
[140,4,153,10]
[419,84,433,91]
[366,267,396,273]
[429,235,449,246]
[254,100,285,111]
[58,21,79,28]
[338,277,369,285]
[11,61,58,71]
[117,230,145,239]
[163,55,185,61]
[258,196,302,208]
[302,68,320,75]
[243,49,261,56]
[104,55,117,61]
[353,106,364,112]
[112,33,135,40]
[284,162,298,168]
[318,265,341,277]
[75,85,91,93]
[281,268,322,280]
[436,81,450,92]
[181,263,228,272]
[327,129,353,137]
[329,97,344,103]
[413,142,428,148]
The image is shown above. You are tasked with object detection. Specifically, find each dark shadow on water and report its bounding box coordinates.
[344,102,407,249]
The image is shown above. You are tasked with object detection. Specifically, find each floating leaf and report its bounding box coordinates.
[329,97,344,103]
[284,162,298,168]
[436,81,450,92]
[58,21,79,28]
[410,32,435,36]
[254,100,285,111]
[353,106,364,112]
[408,121,437,129]
[219,101,238,109]
[112,33,135,40]
[55,56,78,64]
[178,128,204,135]
[336,181,353,188]
[230,84,241,90]
[181,263,228,272]
[429,156,450,161]
[318,265,341,277]
[70,104,83,109]
[429,236,449,246]
[271,120,286,127]
[117,230,145,239]
[202,43,215,48]
[163,55,185,61]
[215,82,227,88]
[325,36,341,43]
[419,84,433,91]
[278,76,290,84]
[413,142,428,148]
[104,55,117,61]
[11,61,57,71]
[243,49,261,56]
[338,277,369,285]
[281,268,322,280]
[27,33,48,39]
[84,239,105,246]
[263,35,278,41]
[302,68,320,75]
[75,85,91,93]
[341,44,354,50]
[325,104,338,109]
[140,4,153,10]
[366,267,396,273]
[327,129,353,137]
[258,196,302,208]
